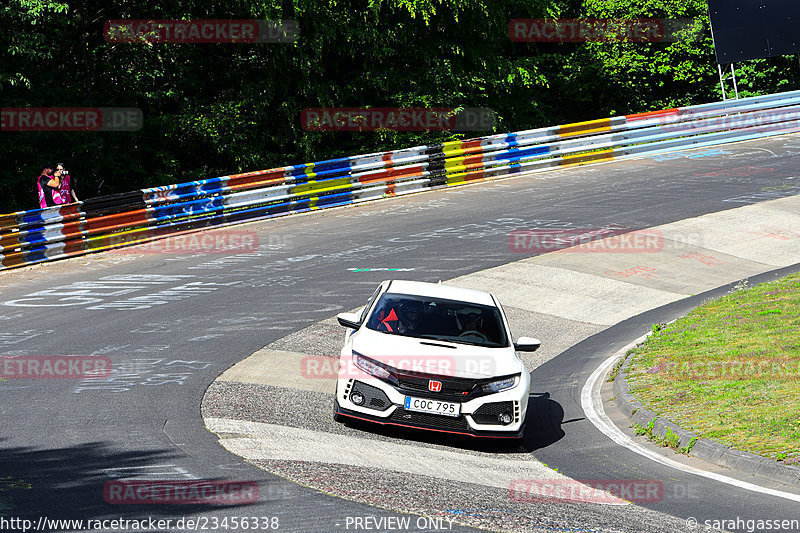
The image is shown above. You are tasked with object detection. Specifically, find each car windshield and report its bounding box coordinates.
[365,293,509,347]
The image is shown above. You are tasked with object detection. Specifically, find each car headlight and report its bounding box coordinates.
[481,375,518,393]
[353,352,390,380]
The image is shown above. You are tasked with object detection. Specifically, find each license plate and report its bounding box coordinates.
[404,396,461,417]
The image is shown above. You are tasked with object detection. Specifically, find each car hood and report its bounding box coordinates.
[350,328,524,379]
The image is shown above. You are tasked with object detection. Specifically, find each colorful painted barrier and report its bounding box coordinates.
[2,90,800,270]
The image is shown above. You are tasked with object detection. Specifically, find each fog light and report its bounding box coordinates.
[351,392,365,405]
[498,412,513,425]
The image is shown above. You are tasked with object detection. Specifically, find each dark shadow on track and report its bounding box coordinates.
[333,417,520,453]
[332,392,566,454]
[0,439,259,521]
[519,392,566,452]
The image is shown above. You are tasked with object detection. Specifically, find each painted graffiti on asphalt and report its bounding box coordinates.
[1,274,240,311]
[649,148,732,162]
[386,217,625,243]
[74,358,212,393]
[0,330,51,347]
[723,178,800,204]
[189,244,421,274]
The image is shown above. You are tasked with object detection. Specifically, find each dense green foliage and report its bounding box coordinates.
[2,0,798,213]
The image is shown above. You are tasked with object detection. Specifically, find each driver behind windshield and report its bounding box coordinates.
[456,307,486,336]
[396,300,425,334]
[376,299,425,335]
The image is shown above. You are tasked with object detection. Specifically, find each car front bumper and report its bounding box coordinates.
[334,382,526,439]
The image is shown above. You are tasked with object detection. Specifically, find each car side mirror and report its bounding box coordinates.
[337,312,361,330]
[514,337,541,352]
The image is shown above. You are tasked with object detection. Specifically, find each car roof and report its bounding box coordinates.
[383,280,497,307]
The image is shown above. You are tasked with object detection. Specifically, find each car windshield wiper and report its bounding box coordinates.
[417,334,483,347]
[418,334,455,342]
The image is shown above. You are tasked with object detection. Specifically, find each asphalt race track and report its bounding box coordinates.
[2,134,800,532]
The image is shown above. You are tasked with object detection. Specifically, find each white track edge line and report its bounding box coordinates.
[581,338,800,504]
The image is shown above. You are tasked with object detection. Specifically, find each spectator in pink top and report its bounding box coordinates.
[36,164,62,208]
[55,162,79,203]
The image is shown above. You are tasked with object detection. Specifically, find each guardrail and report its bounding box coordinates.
[3,90,800,270]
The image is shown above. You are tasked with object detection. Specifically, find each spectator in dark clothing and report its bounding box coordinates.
[36,164,63,208]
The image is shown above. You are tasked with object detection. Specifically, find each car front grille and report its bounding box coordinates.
[394,374,481,402]
[388,407,472,432]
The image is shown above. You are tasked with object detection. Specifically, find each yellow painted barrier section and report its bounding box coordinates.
[560,149,615,167]
[444,156,468,173]
[446,168,487,186]
[558,118,612,138]
[84,226,152,251]
[301,163,316,180]
[442,140,466,157]
[446,172,468,186]
[291,176,353,196]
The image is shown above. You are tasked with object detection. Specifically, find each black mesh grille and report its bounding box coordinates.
[369,397,387,409]
[351,381,391,412]
[388,407,472,432]
[472,401,514,425]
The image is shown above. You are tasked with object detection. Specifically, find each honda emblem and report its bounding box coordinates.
[428,380,442,392]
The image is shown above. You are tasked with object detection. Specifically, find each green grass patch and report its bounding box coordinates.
[626,273,800,465]
[607,351,630,382]
[631,418,696,454]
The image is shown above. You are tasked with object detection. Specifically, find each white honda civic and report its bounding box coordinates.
[333,280,540,439]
